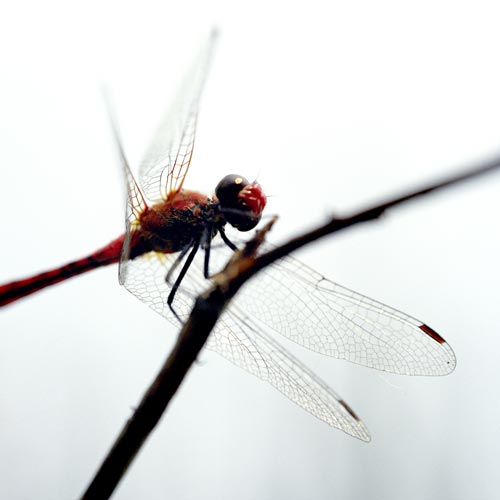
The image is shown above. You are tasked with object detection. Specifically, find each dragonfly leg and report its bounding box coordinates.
[218,226,238,251]
[203,228,213,279]
[167,238,201,322]
[203,225,238,279]
[165,241,195,285]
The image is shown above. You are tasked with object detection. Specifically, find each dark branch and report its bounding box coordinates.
[245,152,500,278]
[80,153,500,499]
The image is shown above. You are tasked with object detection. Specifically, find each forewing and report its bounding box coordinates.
[119,177,147,287]
[119,247,370,440]
[138,30,218,202]
[222,242,456,376]
[103,90,148,285]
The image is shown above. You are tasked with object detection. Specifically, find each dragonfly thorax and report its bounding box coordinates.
[137,190,221,254]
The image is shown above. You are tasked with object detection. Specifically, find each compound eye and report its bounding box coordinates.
[215,174,249,208]
[215,174,266,232]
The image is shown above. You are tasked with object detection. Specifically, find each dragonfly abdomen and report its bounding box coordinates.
[0,235,125,307]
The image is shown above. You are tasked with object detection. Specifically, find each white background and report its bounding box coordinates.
[1,1,500,499]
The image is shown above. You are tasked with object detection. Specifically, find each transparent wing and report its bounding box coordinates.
[209,306,371,441]
[119,248,370,441]
[104,89,147,225]
[103,89,148,285]
[205,240,456,376]
[138,30,218,203]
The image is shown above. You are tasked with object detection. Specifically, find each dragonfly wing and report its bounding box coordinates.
[221,241,456,376]
[119,251,193,321]
[207,306,371,441]
[138,30,218,203]
[118,248,370,440]
[119,164,149,285]
[103,89,148,285]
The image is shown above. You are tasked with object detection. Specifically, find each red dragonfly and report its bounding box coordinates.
[0,32,455,442]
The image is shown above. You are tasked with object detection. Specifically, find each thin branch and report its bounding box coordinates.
[247,152,500,278]
[80,220,275,500]
[80,153,500,499]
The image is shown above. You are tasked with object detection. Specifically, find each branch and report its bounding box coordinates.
[80,153,500,499]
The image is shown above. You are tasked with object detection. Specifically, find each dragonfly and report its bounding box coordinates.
[0,31,456,442]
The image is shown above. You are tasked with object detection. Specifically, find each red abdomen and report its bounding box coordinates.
[0,235,125,307]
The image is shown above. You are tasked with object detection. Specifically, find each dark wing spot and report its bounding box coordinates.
[340,399,361,422]
[419,324,446,344]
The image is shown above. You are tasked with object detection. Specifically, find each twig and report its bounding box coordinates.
[80,219,277,500]
[80,153,500,499]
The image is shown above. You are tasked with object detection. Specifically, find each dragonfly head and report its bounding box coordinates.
[215,174,267,231]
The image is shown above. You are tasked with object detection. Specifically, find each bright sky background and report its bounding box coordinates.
[1,1,500,499]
